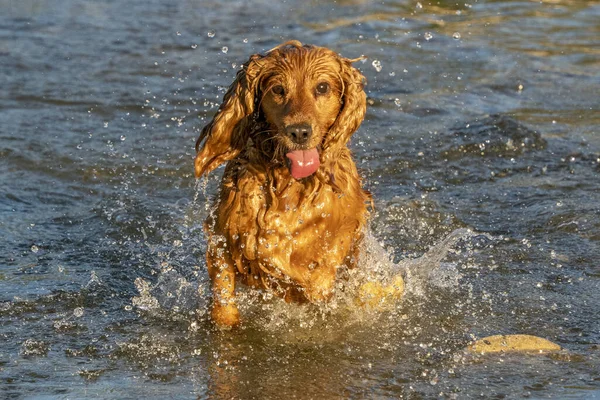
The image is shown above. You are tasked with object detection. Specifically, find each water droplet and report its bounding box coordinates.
[394,98,402,107]
[221,46,228,54]
[31,245,39,253]
[371,60,382,72]
[452,32,461,40]
[191,44,198,49]
[243,38,248,43]
[207,30,215,38]
[416,2,423,9]
[424,32,433,41]
[176,31,181,36]
[73,307,84,318]
[103,122,109,128]
[20,339,49,356]
[517,84,524,92]
[120,135,126,141]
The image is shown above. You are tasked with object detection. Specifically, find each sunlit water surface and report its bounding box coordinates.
[1,0,599,398]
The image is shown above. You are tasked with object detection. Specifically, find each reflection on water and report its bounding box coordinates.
[1,0,599,398]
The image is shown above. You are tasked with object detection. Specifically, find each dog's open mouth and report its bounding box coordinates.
[285,148,320,179]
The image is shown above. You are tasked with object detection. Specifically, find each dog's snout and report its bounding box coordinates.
[285,123,312,145]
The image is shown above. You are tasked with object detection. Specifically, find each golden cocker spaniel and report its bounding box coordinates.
[195,40,375,328]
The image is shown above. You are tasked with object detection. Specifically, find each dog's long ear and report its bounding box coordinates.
[194,54,264,178]
[323,57,367,152]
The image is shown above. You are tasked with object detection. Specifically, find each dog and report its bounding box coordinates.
[195,40,397,328]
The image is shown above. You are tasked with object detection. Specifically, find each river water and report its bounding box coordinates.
[1,0,599,398]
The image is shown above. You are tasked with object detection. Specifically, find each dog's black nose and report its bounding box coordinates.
[285,123,312,145]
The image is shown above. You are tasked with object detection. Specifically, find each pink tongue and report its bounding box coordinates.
[285,148,320,179]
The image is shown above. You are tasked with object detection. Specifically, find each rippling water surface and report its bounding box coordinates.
[1,0,599,398]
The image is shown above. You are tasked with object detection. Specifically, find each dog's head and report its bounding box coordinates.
[195,40,366,180]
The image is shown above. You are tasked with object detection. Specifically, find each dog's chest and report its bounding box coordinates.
[224,168,359,262]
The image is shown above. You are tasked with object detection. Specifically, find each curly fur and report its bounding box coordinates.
[195,41,371,328]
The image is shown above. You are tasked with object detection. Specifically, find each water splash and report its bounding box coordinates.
[371,60,383,72]
[401,228,488,297]
[131,223,490,333]
[133,269,208,319]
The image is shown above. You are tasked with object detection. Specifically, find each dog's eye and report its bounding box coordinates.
[272,85,285,96]
[316,82,330,95]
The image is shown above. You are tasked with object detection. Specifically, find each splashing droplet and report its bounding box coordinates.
[424,32,433,41]
[371,60,382,72]
[207,30,215,38]
[221,46,228,54]
[452,32,461,40]
[31,245,39,253]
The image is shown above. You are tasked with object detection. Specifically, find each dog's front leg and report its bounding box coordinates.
[206,238,240,328]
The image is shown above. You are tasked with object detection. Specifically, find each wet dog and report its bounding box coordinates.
[195,41,399,328]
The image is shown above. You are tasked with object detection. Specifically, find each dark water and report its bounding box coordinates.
[1,0,599,398]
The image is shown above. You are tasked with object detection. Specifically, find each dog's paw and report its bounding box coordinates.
[211,302,241,329]
[356,274,405,309]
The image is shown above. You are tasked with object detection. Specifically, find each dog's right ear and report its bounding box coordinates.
[194,54,264,178]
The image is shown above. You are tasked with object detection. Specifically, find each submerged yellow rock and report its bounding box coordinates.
[467,334,561,354]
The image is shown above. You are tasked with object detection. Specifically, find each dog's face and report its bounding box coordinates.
[194,41,366,180]
[259,50,344,179]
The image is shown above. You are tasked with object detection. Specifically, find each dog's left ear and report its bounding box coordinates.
[323,57,367,152]
[194,54,265,178]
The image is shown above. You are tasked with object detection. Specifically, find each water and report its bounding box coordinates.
[1,0,599,398]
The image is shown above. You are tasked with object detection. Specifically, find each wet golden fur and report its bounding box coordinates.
[195,41,370,328]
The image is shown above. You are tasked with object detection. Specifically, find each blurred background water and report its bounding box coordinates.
[1,0,599,398]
